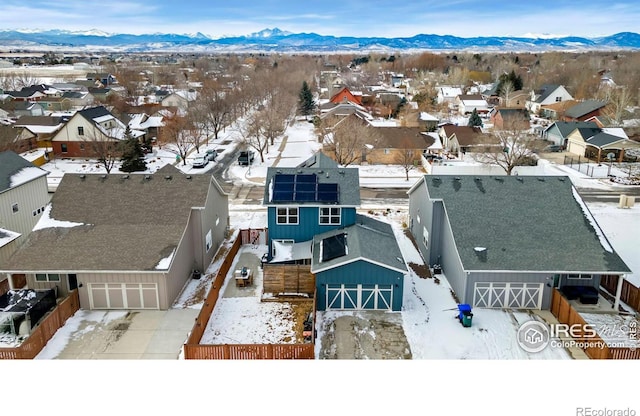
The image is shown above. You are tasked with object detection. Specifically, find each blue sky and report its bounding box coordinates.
[3,0,639,38]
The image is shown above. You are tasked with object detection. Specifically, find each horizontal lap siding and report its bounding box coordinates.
[315,260,404,311]
[267,206,356,244]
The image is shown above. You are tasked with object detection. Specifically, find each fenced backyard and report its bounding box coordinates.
[550,288,640,359]
[0,289,80,359]
[182,229,315,359]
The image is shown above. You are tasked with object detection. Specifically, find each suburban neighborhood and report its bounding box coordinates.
[1,47,640,366]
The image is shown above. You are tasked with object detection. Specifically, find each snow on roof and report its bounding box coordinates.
[32,204,85,231]
[571,187,613,253]
[0,228,21,248]
[602,127,628,140]
[10,166,47,188]
[24,125,63,134]
[155,248,176,270]
[93,114,115,123]
[420,112,439,121]
[271,240,312,263]
[368,119,398,127]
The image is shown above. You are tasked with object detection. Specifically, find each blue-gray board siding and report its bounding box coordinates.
[409,181,466,301]
[315,260,404,311]
[267,206,356,257]
[465,272,554,309]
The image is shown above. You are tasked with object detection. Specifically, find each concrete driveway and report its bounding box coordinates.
[37,308,199,359]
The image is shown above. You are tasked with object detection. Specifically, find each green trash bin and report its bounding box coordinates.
[461,311,473,327]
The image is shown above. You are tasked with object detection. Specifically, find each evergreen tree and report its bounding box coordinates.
[497,70,523,95]
[467,108,483,127]
[119,127,147,172]
[298,80,315,117]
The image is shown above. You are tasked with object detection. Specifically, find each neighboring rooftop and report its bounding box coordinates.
[422,175,631,273]
[0,150,48,193]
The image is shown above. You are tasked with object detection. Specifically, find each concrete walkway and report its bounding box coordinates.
[533,310,590,359]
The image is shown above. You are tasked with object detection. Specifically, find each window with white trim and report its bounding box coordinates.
[276,207,298,224]
[35,273,60,282]
[565,274,592,280]
[423,226,429,248]
[319,207,341,225]
[272,239,294,257]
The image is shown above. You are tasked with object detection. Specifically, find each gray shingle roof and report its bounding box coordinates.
[297,152,339,169]
[586,132,626,148]
[263,165,360,206]
[311,214,407,274]
[1,165,217,272]
[421,175,630,273]
[565,100,606,118]
[535,84,560,103]
[0,151,47,194]
[546,121,598,138]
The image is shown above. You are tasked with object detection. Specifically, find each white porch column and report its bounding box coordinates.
[614,275,625,311]
[7,273,14,290]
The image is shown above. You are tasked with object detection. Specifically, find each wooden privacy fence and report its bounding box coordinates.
[183,229,315,359]
[263,264,315,295]
[600,275,640,313]
[550,288,640,359]
[186,234,243,346]
[0,289,80,360]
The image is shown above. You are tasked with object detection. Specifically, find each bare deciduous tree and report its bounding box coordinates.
[472,126,539,175]
[238,111,269,163]
[84,126,121,174]
[319,115,377,166]
[599,86,633,126]
[395,149,417,181]
[162,113,194,166]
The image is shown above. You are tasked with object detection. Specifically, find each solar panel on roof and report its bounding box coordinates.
[317,183,339,203]
[322,233,347,262]
[274,174,296,183]
[296,174,317,183]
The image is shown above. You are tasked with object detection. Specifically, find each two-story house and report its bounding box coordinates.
[0,151,49,265]
[262,152,407,311]
[526,84,574,114]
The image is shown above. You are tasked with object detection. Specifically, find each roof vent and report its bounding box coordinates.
[165,175,172,180]
[454,177,461,181]
[79,174,86,179]
[122,175,129,179]
[474,177,481,182]
[558,177,566,182]
[494,177,504,182]
[516,177,524,182]
[338,170,345,174]
[326,172,330,178]
[297,169,303,174]
[101,174,107,180]
[186,175,192,179]
[144,175,151,180]
[537,177,545,181]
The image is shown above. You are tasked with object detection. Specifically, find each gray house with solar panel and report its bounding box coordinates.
[407,175,631,310]
[263,152,407,311]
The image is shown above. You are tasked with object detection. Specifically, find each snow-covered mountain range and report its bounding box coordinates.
[1,28,639,52]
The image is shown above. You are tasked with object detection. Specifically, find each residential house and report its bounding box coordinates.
[526,84,574,114]
[562,100,607,122]
[127,113,164,144]
[400,111,439,131]
[438,124,494,155]
[49,106,136,157]
[566,126,640,162]
[87,87,112,102]
[0,151,49,265]
[490,108,531,130]
[0,125,37,153]
[364,127,435,165]
[12,116,66,148]
[543,121,599,147]
[263,153,407,311]
[86,73,116,86]
[328,86,363,106]
[436,86,463,105]
[0,164,229,310]
[503,90,529,108]
[407,175,631,310]
[455,95,490,115]
[538,100,579,121]
[160,90,197,111]
[11,102,45,117]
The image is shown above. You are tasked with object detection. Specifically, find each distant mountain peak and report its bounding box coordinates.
[247,28,292,38]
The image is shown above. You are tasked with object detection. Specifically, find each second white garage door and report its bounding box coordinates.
[89,283,159,310]
[473,282,543,309]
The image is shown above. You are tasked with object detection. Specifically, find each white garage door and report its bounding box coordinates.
[89,283,159,310]
[473,282,543,309]
[326,284,393,310]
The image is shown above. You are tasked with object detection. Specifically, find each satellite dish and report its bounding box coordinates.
[606,152,615,161]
